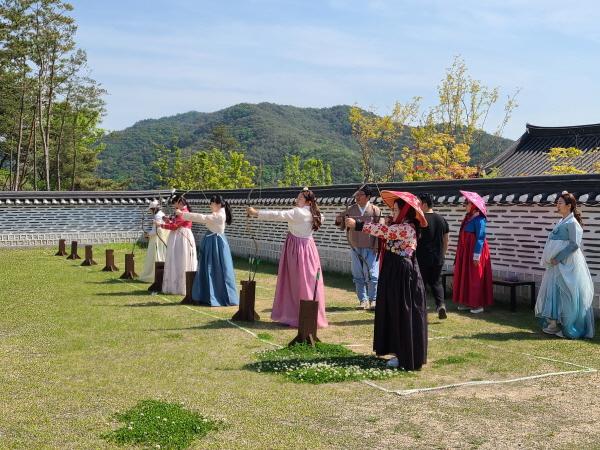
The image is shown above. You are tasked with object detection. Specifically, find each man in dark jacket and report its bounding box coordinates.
[417,193,450,319]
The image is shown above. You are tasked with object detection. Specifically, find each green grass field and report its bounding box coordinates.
[1,244,600,449]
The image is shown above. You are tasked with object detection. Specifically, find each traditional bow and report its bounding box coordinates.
[154,191,168,248]
[132,206,146,255]
[245,161,263,281]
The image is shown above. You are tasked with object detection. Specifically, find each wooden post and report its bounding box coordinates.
[66,240,81,260]
[102,249,119,272]
[288,300,320,347]
[55,239,67,256]
[180,270,196,304]
[148,262,165,293]
[119,253,137,279]
[231,280,260,322]
[81,245,97,266]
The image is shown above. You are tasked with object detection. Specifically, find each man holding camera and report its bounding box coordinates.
[336,185,383,310]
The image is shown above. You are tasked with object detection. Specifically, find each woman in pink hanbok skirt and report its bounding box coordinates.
[247,189,328,328]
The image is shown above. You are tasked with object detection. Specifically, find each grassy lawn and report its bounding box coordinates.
[1,244,600,449]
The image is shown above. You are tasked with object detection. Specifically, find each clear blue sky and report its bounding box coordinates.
[70,0,600,139]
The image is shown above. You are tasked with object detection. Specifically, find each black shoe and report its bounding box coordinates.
[438,307,447,320]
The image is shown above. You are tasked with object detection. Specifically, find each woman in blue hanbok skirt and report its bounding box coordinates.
[178,195,239,307]
[535,192,594,339]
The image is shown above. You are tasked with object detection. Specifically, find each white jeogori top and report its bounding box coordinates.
[182,208,226,234]
[149,210,166,236]
[257,206,322,238]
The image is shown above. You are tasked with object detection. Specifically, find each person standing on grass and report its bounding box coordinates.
[177,194,239,307]
[535,191,594,339]
[345,191,428,370]
[247,188,328,329]
[453,190,493,314]
[335,185,383,310]
[160,195,197,295]
[139,200,169,283]
[416,193,450,319]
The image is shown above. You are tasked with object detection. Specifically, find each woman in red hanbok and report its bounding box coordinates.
[453,190,493,313]
[160,195,197,295]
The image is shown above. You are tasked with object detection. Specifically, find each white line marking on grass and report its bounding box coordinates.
[115,278,283,349]
[362,328,598,396]
[177,302,283,349]
[76,261,598,395]
[362,366,597,396]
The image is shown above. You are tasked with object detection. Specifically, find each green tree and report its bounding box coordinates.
[0,0,107,191]
[277,155,332,187]
[154,146,256,190]
[207,124,239,153]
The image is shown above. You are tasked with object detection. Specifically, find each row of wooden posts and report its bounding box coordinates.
[55,239,319,345]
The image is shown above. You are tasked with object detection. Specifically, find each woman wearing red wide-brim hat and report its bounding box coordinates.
[453,191,493,313]
[346,191,428,371]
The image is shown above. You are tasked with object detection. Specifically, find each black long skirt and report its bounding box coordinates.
[373,251,428,370]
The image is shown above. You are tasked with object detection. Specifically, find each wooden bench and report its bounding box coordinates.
[441,272,536,312]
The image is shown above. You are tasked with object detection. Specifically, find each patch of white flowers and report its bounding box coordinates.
[256,359,398,383]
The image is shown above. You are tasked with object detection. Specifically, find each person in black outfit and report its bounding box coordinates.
[417,193,450,319]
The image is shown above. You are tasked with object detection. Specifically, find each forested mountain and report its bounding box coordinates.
[98,103,513,189]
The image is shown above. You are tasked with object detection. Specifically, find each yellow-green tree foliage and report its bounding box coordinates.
[277,155,332,187]
[154,146,256,190]
[349,56,518,182]
[349,98,419,182]
[545,147,587,175]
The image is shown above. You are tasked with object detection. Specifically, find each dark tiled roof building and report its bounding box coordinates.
[487,123,600,177]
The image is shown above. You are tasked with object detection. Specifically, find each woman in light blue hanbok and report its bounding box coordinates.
[178,195,239,307]
[535,192,594,339]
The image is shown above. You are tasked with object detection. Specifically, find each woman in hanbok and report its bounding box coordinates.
[247,188,328,328]
[139,200,169,282]
[535,192,595,339]
[160,195,197,295]
[346,191,428,370]
[453,190,493,314]
[177,195,239,307]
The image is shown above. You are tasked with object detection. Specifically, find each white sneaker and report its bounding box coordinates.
[362,301,370,310]
[457,305,470,311]
[369,300,376,310]
[555,331,565,338]
[386,357,400,368]
[470,307,484,314]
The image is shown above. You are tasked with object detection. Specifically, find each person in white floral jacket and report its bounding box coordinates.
[346,191,428,371]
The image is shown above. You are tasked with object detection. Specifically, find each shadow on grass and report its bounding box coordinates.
[180,319,290,332]
[123,301,180,307]
[326,305,361,312]
[86,279,147,285]
[330,318,374,326]
[146,318,291,333]
[454,331,555,342]
[95,290,151,297]
[443,303,542,332]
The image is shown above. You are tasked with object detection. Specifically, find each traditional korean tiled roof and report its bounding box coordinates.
[486,123,600,177]
[0,190,172,206]
[1,174,599,208]
[181,174,600,206]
